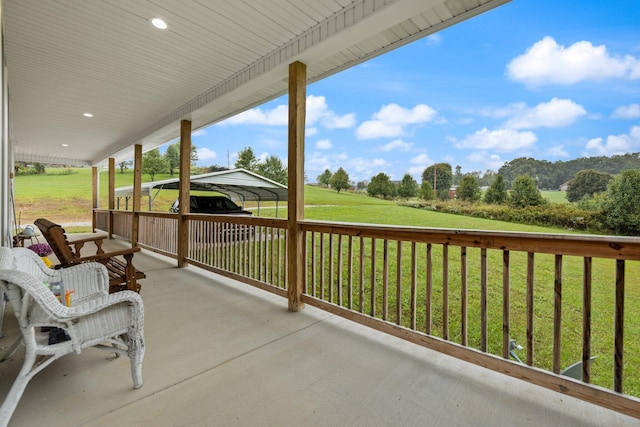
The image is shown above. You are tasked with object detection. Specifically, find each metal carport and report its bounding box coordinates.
[114,168,287,215]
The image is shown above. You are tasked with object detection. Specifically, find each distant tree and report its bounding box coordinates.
[190,145,198,165]
[479,170,498,187]
[509,175,545,208]
[484,175,508,204]
[142,148,169,181]
[420,181,434,200]
[329,167,350,193]
[566,169,612,202]
[166,143,199,176]
[397,174,419,198]
[422,163,453,200]
[368,172,393,198]
[456,174,481,202]
[356,180,368,190]
[235,147,259,171]
[602,170,640,235]
[255,155,288,185]
[317,169,332,186]
[118,160,133,173]
[454,165,463,185]
[165,143,180,176]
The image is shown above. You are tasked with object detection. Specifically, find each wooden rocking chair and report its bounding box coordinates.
[34,218,145,293]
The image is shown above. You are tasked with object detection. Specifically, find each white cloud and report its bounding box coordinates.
[356,103,437,139]
[546,145,570,158]
[584,126,640,156]
[377,139,413,152]
[507,36,640,86]
[224,105,288,125]
[192,129,208,137]
[425,34,442,46]
[465,152,504,170]
[221,95,355,129]
[613,104,640,119]
[410,153,433,165]
[196,147,217,161]
[455,128,538,152]
[316,139,332,149]
[503,98,586,129]
[306,127,318,137]
[307,95,356,128]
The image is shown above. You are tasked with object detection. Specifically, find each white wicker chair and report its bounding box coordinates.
[0,247,144,426]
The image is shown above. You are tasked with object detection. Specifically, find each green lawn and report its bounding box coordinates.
[541,190,568,204]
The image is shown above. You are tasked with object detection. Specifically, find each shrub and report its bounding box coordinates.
[510,175,545,208]
[602,170,640,235]
[456,175,481,202]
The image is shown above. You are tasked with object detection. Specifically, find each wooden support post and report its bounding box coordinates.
[287,61,306,312]
[177,120,192,267]
[108,158,115,238]
[132,144,142,246]
[91,166,98,232]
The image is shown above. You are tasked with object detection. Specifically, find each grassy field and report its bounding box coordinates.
[14,168,575,234]
[12,168,640,396]
[541,190,568,204]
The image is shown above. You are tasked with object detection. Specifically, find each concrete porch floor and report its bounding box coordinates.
[0,238,637,426]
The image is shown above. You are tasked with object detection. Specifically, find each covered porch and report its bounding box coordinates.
[2,0,640,424]
[0,238,635,426]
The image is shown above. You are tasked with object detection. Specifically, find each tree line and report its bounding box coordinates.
[498,152,640,190]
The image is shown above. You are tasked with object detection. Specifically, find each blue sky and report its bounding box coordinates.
[186,0,640,184]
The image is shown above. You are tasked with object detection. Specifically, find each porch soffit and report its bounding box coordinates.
[5,0,510,167]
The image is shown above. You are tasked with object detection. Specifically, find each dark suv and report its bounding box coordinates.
[170,196,252,216]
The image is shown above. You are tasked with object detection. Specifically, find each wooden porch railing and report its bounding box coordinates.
[95,210,640,418]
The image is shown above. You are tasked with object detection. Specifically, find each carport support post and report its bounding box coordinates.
[177,119,192,267]
[132,144,142,246]
[287,61,306,312]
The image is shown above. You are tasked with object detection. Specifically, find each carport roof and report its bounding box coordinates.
[114,168,288,203]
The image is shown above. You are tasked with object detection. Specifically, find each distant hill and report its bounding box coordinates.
[497,153,640,189]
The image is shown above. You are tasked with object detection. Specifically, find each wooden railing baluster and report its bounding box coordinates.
[410,242,417,330]
[396,240,402,326]
[461,246,467,346]
[553,254,562,374]
[371,238,376,317]
[526,252,534,366]
[426,243,432,335]
[347,235,353,310]
[615,259,625,393]
[503,250,510,359]
[382,240,389,321]
[583,256,592,383]
[480,248,487,352]
[443,244,449,340]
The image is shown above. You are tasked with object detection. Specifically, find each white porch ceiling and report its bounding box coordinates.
[4,0,509,167]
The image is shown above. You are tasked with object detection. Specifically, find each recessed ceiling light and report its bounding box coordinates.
[83,113,93,117]
[61,144,69,147]
[151,17,168,30]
